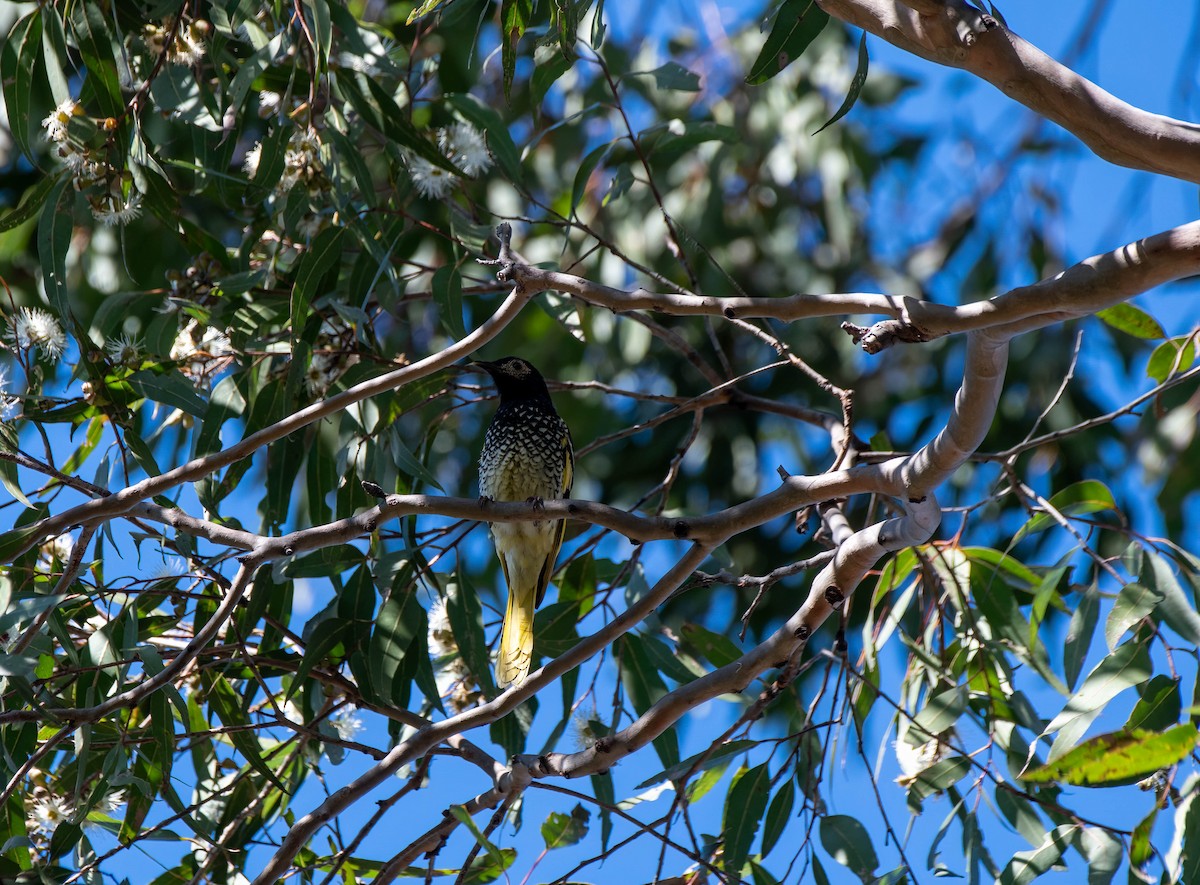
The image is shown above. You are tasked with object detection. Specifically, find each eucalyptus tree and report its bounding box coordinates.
[2,1,1200,883]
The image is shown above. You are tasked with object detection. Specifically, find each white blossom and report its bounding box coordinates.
[242,141,263,178]
[0,365,16,420]
[427,597,456,657]
[172,320,233,380]
[257,90,282,119]
[407,155,455,199]
[42,99,81,143]
[894,735,950,786]
[6,307,67,361]
[330,705,363,741]
[90,190,144,226]
[439,121,492,176]
[28,793,72,838]
[36,533,74,573]
[105,332,143,365]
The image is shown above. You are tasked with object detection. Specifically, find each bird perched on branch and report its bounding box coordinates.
[475,357,574,688]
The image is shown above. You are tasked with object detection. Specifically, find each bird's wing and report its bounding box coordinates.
[534,431,573,608]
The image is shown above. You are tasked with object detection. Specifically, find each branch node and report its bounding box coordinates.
[672,520,690,539]
[793,624,810,640]
[824,585,846,609]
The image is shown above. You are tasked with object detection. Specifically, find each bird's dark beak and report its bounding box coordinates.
[467,359,498,376]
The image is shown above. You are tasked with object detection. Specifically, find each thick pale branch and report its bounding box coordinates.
[501,221,1200,351]
[815,0,1200,182]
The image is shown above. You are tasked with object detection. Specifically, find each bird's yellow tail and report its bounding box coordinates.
[496,583,535,688]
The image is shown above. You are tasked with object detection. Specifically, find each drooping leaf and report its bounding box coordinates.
[1104,582,1163,651]
[1015,480,1118,541]
[1024,725,1199,787]
[1044,639,1151,737]
[618,634,679,768]
[997,825,1078,885]
[813,30,869,134]
[540,804,589,850]
[820,814,879,883]
[746,0,830,86]
[635,739,756,790]
[722,763,770,877]
[1126,675,1183,733]
[1147,335,1198,383]
[1096,303,1165,340]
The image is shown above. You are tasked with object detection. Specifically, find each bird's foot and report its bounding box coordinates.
[478,494,494,507]
[526,496,545,510]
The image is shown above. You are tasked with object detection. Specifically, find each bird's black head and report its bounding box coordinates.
[473,356,553,405]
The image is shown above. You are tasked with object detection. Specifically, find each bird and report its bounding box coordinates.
[475,356,574,688]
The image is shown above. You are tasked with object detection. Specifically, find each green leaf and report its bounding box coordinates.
[450,805,507,871]
[1015,479,1118,541]
[571,141,613,218]
[446,575,496,695]
[432,265,466,341]
[69,3,124,119]
[746,0,830,85]
[635,739,756,790]
[911,686,967,740]
[126,370,209,417]
[641,120,738,158]
[618,634,679,768]
[1096,303,1165,340]
[907,755,971,803]
[344,74,458,173]
[407,0,452,24]
[819,814,879,883]
[500,0,532,100]
[388,428,445,492]
[761,779,795,858]
[303,0,332,67]
[0,11,43,162]
[283,545,366,578]
[1142,549,1200,646]
[632,61,701,92]
[540,804,589,850]
[1064,583,1099,691]
[291,226,346,340]
[1023,725,1199,787]
[202,674,286,791]
[813,30,868,134]
[1147,335,1198,383]
[1126,675,1182,733]
[722,763,770,876]
[37,177,74,331]
[998,825,1077,885]
[1044,639,1151,737]
[463,847,516,885]
[679,622,743,669]
[0,172,68,233]
[1104,582,1163,650]
[1130,805,1156,868]
[1076,826,1121,885]
[371,583,421,708]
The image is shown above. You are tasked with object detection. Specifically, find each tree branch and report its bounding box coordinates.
[815,0,1200,182]
[6,284,534,562]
